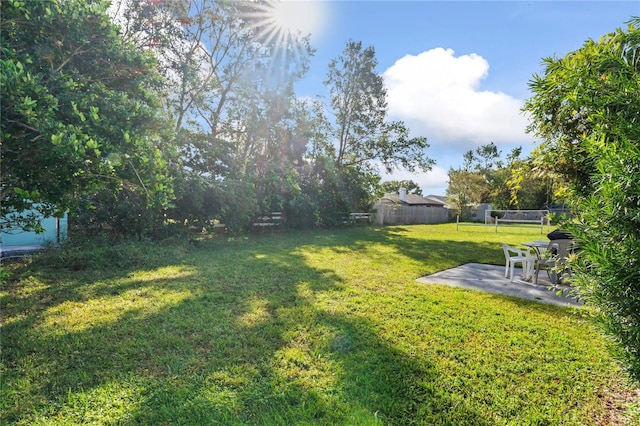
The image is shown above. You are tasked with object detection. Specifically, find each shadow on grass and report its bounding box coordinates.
[0,227,569,424]
[317,225,506,277]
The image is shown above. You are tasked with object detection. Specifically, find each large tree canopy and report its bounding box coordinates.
[1,0,172,232]
[2,1,431,236]
[325,40,433,175]
[524,18,640,382]
[108,0,317,233]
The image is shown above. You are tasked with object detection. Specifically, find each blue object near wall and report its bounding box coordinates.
[0,213,68,246]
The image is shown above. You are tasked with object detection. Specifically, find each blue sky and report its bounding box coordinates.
[280,1,640,195]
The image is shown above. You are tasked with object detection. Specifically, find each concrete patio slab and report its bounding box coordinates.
[417,263,583,308]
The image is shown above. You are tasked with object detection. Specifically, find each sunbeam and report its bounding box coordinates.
[242,0,327,75]
[244,0,326,46]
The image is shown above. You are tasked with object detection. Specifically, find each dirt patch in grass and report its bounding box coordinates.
[596,384,640,425]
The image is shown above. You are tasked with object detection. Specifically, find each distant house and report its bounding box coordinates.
[0,211,68,258]
[425,194,448,206]
[470,203,492,223]
[374,188,448,225]
[443,195,492,222]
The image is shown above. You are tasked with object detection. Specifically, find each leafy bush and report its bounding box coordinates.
[0,267,9,286]
[525,19,640,382]
[31,235,183,271]
[285,193,320,229]
[74,187,167,239]
[569,137,640,380]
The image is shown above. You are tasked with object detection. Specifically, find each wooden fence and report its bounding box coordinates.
[375,205,448,225]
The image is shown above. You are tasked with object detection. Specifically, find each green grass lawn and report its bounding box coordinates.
[2,224,638,425]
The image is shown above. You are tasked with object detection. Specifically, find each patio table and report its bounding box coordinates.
[522,240,550,283]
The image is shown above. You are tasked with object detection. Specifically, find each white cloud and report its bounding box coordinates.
[418,166,450,195]
[384,48,532,147]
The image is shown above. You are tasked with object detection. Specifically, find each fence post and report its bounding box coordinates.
[496,218,499,233]
[456,215,459,230]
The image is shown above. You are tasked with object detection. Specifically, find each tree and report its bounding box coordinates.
[463,142,502,173]
[460,142,503,204]
[320,40,432,216]
[524,19,640,382]
[447,142,555,211]
[445,169,486,219]
[381,180,423,196]
[506,153,558,210]
[325,40,433,175]
[1,0,173,234]
[109,0,315,233]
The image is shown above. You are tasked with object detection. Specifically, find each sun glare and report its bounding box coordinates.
[244,0,327,48]
[240,0,328,85]
[273,1,325,38]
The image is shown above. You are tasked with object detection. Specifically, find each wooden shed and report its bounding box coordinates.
[374,189,448,225]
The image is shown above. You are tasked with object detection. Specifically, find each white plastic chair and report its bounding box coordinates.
[534,239,573,284]
[500,243,535,282]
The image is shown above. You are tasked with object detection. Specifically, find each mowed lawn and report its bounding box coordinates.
[1,224,637,425]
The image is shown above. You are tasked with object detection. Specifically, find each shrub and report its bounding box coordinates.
[525,19,640,382]
[31,235,182,271]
